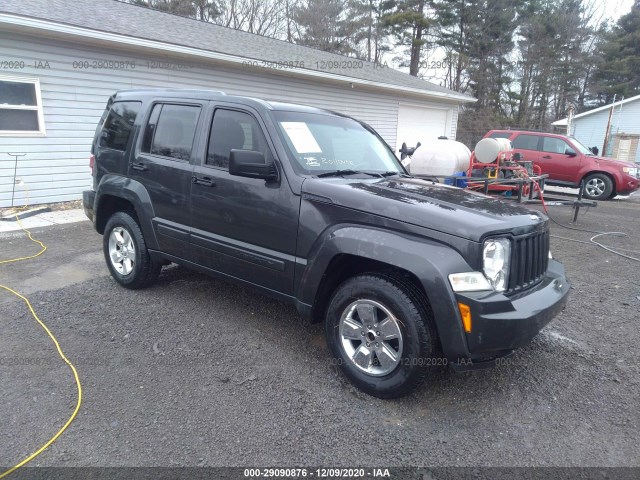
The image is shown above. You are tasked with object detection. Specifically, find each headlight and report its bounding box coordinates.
[623,167,638,177]
[448,272,492,292]
[483,238,511,292]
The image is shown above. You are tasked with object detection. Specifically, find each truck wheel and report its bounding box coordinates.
[583,173,613,200]
[103,211,161,289]
[325,274,437,398]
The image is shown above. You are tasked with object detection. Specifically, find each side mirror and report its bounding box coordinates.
[512,152,522,161]
[565,148,577,157]
[229,150,275,180]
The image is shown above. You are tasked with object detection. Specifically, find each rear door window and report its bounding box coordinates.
[142,103,201,161]
[512,134,540,151]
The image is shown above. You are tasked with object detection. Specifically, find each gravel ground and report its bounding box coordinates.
[0,197,639,473]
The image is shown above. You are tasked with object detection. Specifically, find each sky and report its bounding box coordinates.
[610,0,635,20]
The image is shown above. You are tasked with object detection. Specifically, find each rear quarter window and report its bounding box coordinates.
[99,101,141,151]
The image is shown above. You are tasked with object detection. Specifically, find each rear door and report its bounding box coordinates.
[189,104,300,295]
[511,133,542,165]
[129,100,205,259]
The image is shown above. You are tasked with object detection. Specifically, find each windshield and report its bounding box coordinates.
[273,111,404,175]
[569,137,594,155]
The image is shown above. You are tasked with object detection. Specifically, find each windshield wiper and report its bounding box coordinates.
[316,169,383,178]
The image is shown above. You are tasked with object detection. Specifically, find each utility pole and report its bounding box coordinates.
[566,104,575,136]
[602,94,616,156]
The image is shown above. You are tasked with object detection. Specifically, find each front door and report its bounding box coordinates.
[538,136,581,182]
[129,101,205,259]
[189,105,300,295]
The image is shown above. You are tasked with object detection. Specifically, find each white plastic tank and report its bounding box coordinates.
[407,139,471,177]
[474,137,512,164]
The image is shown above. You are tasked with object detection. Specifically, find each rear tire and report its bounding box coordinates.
[583,173,613,200]
[325,274,437,398]
[103,211,161,289]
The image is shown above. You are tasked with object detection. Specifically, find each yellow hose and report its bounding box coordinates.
[0,208,82,479]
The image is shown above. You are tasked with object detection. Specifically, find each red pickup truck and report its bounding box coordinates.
[484,130,640,200]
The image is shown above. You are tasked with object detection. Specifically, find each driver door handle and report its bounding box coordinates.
[130,162,148,171]
[192,176,215,187]
[542,155,552,159]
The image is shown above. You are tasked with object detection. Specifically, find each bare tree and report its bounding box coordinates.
[214,0,289,38]
[192,0,221,21]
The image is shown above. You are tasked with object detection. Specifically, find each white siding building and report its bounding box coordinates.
[552,95,640,164]
[0,0,473,208]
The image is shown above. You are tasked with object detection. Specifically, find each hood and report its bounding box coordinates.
[302,176,547,242]
[590,155,636,169]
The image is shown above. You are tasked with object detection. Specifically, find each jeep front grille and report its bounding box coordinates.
[508,229,550,292]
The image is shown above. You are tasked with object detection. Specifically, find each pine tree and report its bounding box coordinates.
[433,0,481,93]
[382,0,431,76]
[592,1,640,103]
[293,0,365,55]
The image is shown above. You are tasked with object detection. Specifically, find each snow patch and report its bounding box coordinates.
[542,329,579,346]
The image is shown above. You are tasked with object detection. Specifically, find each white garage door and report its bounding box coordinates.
[396,105,449,153]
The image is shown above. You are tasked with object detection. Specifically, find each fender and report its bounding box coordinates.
[297,225,475,361]
[94,174,159,250]
[577,166,619,187]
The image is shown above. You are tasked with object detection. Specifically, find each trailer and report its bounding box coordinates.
[401,137,597,221]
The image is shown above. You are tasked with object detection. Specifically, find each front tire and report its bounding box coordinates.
[583,173,613,200]
[325,274,437,398]
[103,211,161,289]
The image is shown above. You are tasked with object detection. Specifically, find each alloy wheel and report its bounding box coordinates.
[108,226,136,275]
[338,299,403,376]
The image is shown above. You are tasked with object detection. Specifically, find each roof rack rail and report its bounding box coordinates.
[117,88,226,95]
[500,127,547,133]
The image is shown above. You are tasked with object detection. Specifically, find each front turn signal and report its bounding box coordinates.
[458,302,472,333]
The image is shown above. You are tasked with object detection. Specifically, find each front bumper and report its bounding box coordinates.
[618,174,639,195]
[451,259,570,370]
[83,189,96,223]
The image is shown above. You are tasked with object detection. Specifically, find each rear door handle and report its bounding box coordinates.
[130,162,148,171]
[192,176,215,187]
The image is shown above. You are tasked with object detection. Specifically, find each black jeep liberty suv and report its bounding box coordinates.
[84,89,570,398]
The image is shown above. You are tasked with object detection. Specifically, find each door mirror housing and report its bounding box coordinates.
[229,150,275,180]
[565,148,577,157]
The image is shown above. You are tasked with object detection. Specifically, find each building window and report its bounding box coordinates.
[0,77,46,136]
